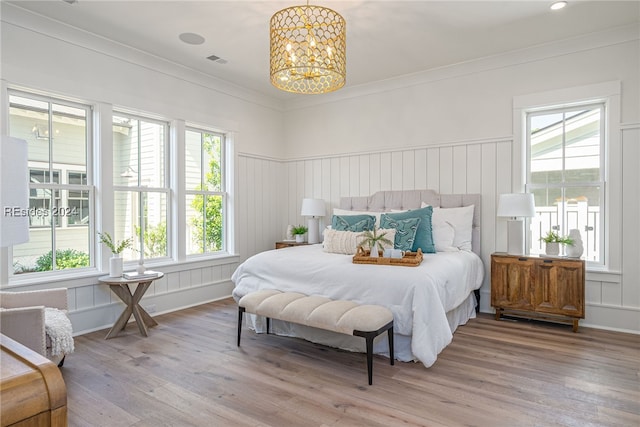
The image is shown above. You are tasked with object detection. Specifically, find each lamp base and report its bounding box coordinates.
[307,218,320,244]
[507,219,525,255]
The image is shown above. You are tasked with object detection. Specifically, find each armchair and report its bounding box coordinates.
[0,288,74,367]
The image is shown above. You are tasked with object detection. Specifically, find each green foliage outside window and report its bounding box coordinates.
[190,134,223,253]
[34,249,90,271]
[135,222,167,258]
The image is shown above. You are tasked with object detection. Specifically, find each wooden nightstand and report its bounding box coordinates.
[491,253,585,332]
[275,241,309,250]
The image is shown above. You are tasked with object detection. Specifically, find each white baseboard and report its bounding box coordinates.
[69,280,234,336]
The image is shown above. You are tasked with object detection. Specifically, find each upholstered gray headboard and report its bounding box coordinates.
[339,189,481,256]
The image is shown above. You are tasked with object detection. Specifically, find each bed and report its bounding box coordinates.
[231,189,484,368]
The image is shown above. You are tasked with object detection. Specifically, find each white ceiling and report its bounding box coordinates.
[7,1,640,100]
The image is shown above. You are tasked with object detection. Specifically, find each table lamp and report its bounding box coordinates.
[301,198,325,244]
[497,193,535,255]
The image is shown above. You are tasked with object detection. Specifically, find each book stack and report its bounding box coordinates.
[122,270,160,280]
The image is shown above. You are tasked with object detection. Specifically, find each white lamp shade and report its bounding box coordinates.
[497,193,535,218]
[301,198,326,217]
[0,136,30,247]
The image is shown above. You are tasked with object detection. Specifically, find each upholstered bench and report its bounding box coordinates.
[237,289,394,385]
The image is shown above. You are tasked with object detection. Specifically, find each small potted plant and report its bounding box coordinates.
[291,225,308,243]
[540,230,574,256]
[358,229,393,258]
[98,231,134,277]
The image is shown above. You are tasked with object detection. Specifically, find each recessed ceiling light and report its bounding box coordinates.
[550,1,567,10]
[179,32,205,45]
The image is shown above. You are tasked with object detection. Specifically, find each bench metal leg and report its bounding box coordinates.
[240,304,393,386]
[354,320,394,385]
[237,307,245,346]
[365,335,374,385]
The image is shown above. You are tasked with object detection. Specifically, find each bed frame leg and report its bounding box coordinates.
[237,307,245,346]
[266,317,270,334]
[474,289,481,313]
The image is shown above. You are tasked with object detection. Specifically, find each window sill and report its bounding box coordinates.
[6,253,240,289]
[585,268,621,284]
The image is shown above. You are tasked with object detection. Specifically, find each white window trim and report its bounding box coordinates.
[513,81,622,273]
[183,124,232,258]
[0,84,239,287]
[112,111,171,263]
[6,89,95,279]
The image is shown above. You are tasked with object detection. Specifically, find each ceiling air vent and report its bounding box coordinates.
[207,55,227,65]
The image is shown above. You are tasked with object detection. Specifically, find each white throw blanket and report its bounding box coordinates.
[45,307,74,356]
[232,245,484,367]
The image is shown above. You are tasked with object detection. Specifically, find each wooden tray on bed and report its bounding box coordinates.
[352,247,423,267]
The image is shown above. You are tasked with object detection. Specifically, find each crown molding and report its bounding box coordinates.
[285,23,639,112]
[1,2,285,112]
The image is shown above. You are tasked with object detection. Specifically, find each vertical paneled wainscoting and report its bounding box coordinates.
[63,258,239,335]
[581,124,640,332]
[262,130,639,333]
[275,138,517,314]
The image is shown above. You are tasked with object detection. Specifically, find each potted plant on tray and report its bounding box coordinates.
[98,231,134,277]
[291,225,308,243]
[358,229,393,258]
[540,230,574,256]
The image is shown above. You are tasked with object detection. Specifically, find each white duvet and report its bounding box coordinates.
[231,244,484,367]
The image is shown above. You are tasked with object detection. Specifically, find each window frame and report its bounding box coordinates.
[112,111,171,263]
[184,125,228,257]
[513,81,621,272]
[28,167,61,228]
[525,103,606,265]
[7,89,95,278]
[67,170,90,227]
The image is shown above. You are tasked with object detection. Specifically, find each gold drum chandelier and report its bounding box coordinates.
[270,3,346,94]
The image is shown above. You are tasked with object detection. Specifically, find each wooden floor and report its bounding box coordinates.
[62,298,639,427]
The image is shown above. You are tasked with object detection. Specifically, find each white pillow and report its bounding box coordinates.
[431,220,458,252]
[322,228,396,255]
[422,203,474,251]
[333,208,385,228]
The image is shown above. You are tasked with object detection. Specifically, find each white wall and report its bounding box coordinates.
[0,4,282,333]
[2,4,638,335]
[275,27,640,333]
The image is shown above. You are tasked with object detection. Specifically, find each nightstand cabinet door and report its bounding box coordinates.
[491,255,535,310]
[533,259,585,318]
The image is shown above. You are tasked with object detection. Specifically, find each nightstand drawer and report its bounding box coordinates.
[275,241,308,249]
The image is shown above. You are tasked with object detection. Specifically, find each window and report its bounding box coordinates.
[113,113,169,262]
[8,91,93,274]
[185,127,227,255]
[29,169,60,227]
[67,171,89,226]
[526,104,605,263]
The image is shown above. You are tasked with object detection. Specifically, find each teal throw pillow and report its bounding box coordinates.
[379,216,421,251]
[331,214,375,232]
[381,206,435,253]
